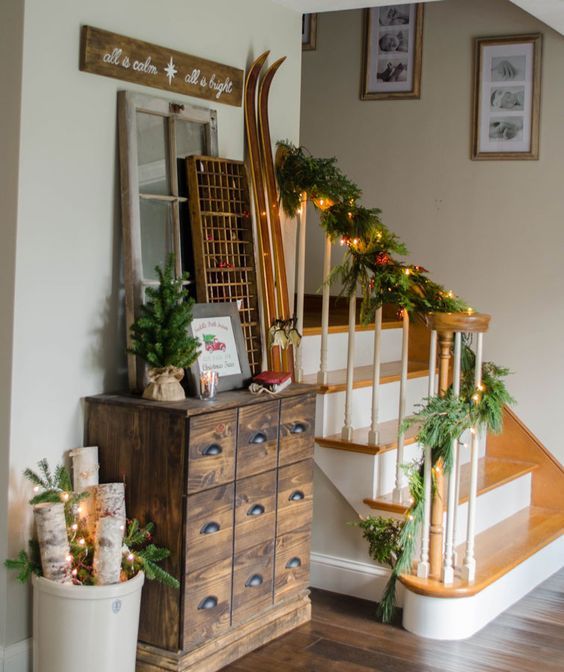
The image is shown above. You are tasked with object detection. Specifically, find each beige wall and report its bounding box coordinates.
[3,0,301,648]
[0,0,24,654]
[301,0,564,471]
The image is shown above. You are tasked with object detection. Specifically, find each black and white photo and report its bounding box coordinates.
[362,4,423,100]
[472,34,541,160]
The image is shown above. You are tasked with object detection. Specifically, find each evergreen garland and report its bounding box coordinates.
[276,142,470,322]
[128,255,200,369]
[276,142,516,625]
[355,344,514,623]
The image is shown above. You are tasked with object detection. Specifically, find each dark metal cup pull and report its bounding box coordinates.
[197,595,218,610]
[200,521,220,535]
[285,557,302,569]
[202,443,222,457]
[289,490,305,502]
[247,504,265,517]
[249,431,267,444]
[290,422,306,434]
[245,574,263,588]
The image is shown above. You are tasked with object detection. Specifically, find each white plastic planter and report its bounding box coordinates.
[32,571,144,672]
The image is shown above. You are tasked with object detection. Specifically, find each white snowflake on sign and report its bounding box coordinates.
[164,57,177,85]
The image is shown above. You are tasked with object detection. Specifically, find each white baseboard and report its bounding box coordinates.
[0,639,31,672]
[310,551,404,606]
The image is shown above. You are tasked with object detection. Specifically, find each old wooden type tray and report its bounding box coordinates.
[187,156,262,375]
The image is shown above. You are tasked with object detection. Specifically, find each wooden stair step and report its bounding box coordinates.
[400,505,564,598]
[303,360,430,394]
[315,419,420,456]
[363,456,538,514]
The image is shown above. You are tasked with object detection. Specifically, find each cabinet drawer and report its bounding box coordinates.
[232,540,274,626]
[279,395,315,466]
[186,483,234,572]
[187,410,236,493]
[183,558,232,651]
[277,459,313,537]
[234,471,276,554]
[274,529,311,604]
[237,400,279,479]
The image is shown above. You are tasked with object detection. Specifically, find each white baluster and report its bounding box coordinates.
[417,329,437,579]
[462,332,484,583]
[294,193,307,382]
[341,294,356,441]
[317,234,332,385]
[443,331,462,584]
[368,306,383,445]
[393,310,409,500]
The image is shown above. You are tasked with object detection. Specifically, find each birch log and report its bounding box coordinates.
[92,483,126,584]
[93,516,124,585]
[94,483,126,529]
[34,502,71,583]
[69,446,99,492]
[69,446,99,537]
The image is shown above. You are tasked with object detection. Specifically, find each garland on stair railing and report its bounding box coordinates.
[355,339,514,622]
[276,144,516,624]
[276,142,469,322]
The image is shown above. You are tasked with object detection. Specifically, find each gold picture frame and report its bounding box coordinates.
[302,13,317,51]
[471,33,542,161]
[361,4,424,101]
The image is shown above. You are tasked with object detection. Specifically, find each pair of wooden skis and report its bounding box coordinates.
[244,51,293,375]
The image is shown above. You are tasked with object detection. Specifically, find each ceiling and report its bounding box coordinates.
[272,0,564,36]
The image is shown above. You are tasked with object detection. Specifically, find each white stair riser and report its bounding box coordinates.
[451,472,532,545]
[315,441,424,514]
[376,441,422,498]
[315,375,430,436]
[402,535,564,640]
[300,328,403,376]
[314,445,379,516]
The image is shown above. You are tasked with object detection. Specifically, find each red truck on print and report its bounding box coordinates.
[203,334,226,352]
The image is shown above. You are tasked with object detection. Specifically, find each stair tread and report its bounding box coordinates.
[316,419,420,455]
[364,456,538,514]
[303,360,430,394]
[400,505,564,597]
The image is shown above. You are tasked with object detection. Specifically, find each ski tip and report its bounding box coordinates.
[249,51,270,70]
[259,56,287,94]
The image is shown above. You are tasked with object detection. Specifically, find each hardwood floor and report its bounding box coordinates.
[222,568,564,671]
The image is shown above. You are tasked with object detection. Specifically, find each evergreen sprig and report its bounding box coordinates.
[121,519,179,590]
[4,542,41,583]
[128,255,200,369]
[276,142,361,217]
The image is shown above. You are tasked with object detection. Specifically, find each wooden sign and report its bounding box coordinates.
[80,26,243,107]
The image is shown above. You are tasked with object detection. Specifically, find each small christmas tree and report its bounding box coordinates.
[129,255,200,400]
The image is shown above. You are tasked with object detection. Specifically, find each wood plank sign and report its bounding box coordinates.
[80,26,243,107]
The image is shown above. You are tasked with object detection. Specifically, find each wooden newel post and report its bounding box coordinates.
[428,324,453,579]
[427,311,491,580]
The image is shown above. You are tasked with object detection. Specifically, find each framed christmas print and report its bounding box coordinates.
[361,4,424,100]
[186,302,251,395]
[471,34,542,160]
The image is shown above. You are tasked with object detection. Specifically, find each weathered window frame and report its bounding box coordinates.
[118,90,218,391]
